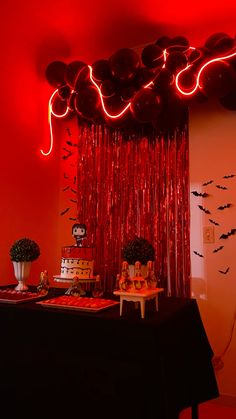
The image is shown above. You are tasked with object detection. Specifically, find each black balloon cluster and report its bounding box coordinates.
[45,32,236,131]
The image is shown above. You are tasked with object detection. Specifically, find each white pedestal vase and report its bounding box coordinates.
[13,261,31,291]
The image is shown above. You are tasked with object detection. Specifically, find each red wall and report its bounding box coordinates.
[1,0,236,285]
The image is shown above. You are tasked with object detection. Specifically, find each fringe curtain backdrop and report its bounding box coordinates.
[76,122,190,297]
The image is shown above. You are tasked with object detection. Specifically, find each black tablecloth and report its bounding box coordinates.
[0,290,219,419]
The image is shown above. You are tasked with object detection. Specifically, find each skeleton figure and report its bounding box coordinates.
[37,270,50,295]
[72,223,87,247]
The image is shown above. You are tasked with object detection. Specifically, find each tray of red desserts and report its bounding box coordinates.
[37,295,119,312]
[0,288,44,304]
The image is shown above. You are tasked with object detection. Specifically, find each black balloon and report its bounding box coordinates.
[176,69,197,91]
[120,85,136,102]
[75,86,101,120]
[65,61,87,88]
[134,67,155,89]
[68,92,77,112]
[189,47,211,65]
[199,61,236,98]
[74,66,91,91]
[169,36,189,52]
[141,44,163,68]
[58,84,71,100]
[153,68,174,92]
[155,91,188,132]
[109,48,140,81]
[104,109,131,128]
[100,79,118,98]
[213,36,235,53]
[92,59,112,82]
[165,51,188,73]
[51,93,68,115]
[45,61,67,88]
[155,36,171,49]
[130,88,161,123]
[103,94,126,115]
[204,32,230,50]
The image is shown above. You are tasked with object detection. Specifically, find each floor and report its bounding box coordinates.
[180,397,236,419]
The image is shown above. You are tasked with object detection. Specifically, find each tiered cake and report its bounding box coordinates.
[60,246,95,279]
[54,223,99,284]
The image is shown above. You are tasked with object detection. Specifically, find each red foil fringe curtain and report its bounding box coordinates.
[76,122,190,297]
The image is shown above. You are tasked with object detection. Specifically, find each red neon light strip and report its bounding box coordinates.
[88,65,131,119]
[41,46,236,156]
[176,49,236,96]
[40,90,69,156]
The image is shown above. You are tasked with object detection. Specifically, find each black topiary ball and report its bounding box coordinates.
[122,236,155,265]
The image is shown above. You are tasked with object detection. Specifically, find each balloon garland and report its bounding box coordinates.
[43,32,236,155]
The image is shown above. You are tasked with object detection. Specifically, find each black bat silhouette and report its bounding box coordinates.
[219,228,236,239]
[209,219,220,226]
[66,140,77,147]
[60,207,70,216]
[216,185,228,190]
[70,188,77,194]
[193,251,204,258]
[218,267,230,274]
[213,246,224,253]
[223,174,235,179]
[70,199,78,203]
[217,203,232,210]
[202,180,214,186]
[62,151,73,159]
[69,217,77,221]
[66,128,72,136]
[198,205,211,214]
[191,191,209,197]
[62,186,70,192]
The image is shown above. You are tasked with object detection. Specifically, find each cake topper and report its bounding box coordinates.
[72,223,87,247]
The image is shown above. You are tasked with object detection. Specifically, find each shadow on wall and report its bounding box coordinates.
[34,33,71,80]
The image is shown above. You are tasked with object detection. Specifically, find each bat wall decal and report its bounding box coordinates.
[198,205,211,214]
[202,180,214,186]
[62,186,70,192]
[218,267,230,274]
[66,140,77,147]
[66,127,72,136]
[216,185,228,190]
[209,219,220,226]
[60,207,70,216]
[191,191,209,197]
[217,204,232,210]
[223,174,235,179]
[213,246,224,253]
[193,251,204,258]
[219,228,236,239]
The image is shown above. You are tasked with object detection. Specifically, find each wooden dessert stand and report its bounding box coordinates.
[113,288,164,319]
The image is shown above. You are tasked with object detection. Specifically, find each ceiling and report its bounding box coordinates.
[2,0,236,64]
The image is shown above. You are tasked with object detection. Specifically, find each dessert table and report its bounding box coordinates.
[0,287,219,419]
